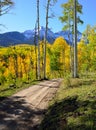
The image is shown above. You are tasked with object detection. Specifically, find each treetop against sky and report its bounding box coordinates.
[0,0,96,33]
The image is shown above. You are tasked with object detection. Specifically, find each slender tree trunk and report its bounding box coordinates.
[44,0,50,79]
[73,0,78,78]
[34,21,38,79]
[68,12,74,77]
[37,0,40,80]
[19,54,23,78]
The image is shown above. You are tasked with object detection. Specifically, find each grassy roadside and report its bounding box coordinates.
[40,74,96,130]
[0,79,39,100]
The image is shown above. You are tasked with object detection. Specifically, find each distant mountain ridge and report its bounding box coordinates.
[0,26,82,46]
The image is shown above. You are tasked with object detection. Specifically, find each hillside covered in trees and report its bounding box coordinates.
[0,24,96,85]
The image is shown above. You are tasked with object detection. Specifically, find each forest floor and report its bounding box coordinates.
[0,78,62,130]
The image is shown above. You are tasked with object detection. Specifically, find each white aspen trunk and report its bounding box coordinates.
[74,0,78,78]
[37,0,40,80]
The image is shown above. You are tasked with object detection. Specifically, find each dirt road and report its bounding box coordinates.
[0,79,62,130]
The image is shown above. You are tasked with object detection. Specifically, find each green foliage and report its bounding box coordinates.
[79,25,96,73]
[59,0,83,31]
[0,75,6,85]
[50,51,61,71]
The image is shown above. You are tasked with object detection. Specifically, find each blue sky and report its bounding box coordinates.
[0,0,96,33]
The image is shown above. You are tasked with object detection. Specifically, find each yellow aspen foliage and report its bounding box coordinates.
[46,43,52,77]
[52,37,70,73]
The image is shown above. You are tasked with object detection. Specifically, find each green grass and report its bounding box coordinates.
[0,79,39,100]
[40,73,96,130]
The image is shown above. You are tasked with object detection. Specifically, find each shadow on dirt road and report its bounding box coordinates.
[0,96,46,130]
